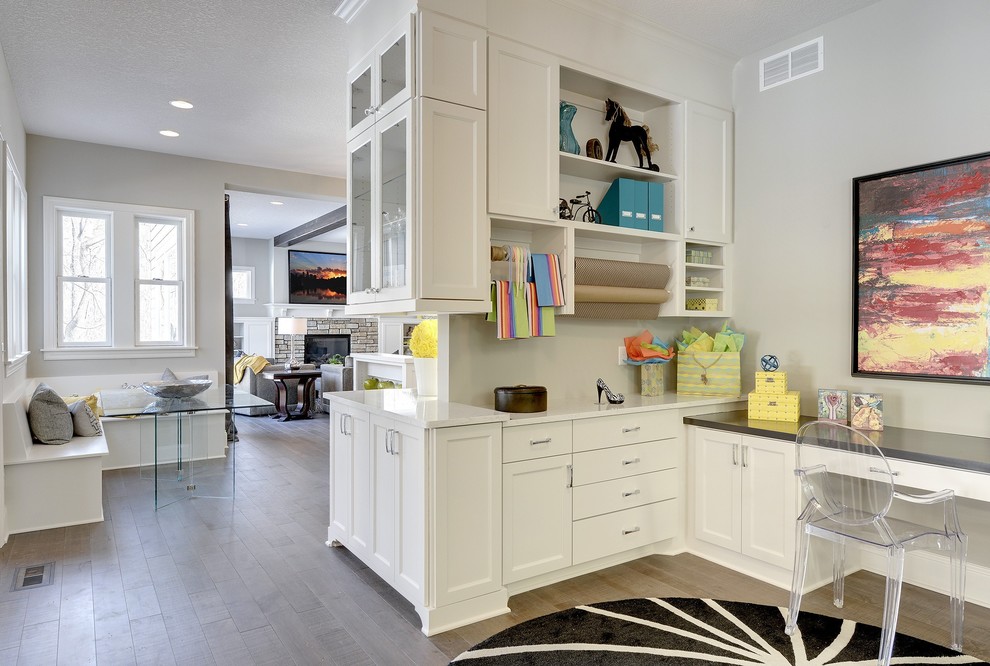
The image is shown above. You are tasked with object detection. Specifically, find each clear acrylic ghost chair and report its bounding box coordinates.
[785,421,966,666]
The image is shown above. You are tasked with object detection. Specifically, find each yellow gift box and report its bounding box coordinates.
[754,371,788,394]
[748,390,801,422]
[685,298,719,311]
[640,364,664,396]
[677,351,741,396]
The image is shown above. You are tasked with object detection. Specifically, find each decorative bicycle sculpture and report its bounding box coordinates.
[558,191,602,224]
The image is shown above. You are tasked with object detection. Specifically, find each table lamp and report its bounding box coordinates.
[278,317,308,370]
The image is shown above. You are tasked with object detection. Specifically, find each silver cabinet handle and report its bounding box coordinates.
[622,457,641,466]
[622,426,641,433]
[622,489,641,498]
[622,526,641,535]
[530,437,552,446]
[732,443,738,466]
[742,445,749,468]
[869,466,900,476]
[566,464,573,488]
[390,429,398,455]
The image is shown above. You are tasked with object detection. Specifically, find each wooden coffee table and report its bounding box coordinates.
[260,368,322,421]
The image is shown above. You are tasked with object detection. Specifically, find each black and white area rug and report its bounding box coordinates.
[451,598,987,664]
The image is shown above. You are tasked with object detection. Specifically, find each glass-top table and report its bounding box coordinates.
[100,386,272,508]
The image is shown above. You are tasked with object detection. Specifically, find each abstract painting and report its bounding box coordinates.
[288,250,347,304]
[853,151,990,384]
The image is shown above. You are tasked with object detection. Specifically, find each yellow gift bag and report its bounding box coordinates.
[676,351,741,396]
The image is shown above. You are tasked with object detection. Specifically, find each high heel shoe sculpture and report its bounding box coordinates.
[596,378,624,404]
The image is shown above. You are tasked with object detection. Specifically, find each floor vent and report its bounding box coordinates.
[11,562,55,591]
[760,37,823,91]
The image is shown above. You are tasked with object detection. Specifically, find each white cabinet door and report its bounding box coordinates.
[329,402,369,552]
[693,428,741,552]
[488,37,559,222]
[502,454,572,583]
[370,415,398,582]
[392,419,426,605]
[740,435,796,568]
[685,101,733,244]
[432,423,502,607]
[418,11,486,110]
[419,97,488,302]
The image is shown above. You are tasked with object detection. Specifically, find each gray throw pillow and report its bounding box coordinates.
[69,400,103,436]
[28,383,74,445]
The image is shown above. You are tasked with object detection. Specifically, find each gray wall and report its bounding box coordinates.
[26,136,344,380]
[733,0,990,437]
[231,237,274,318]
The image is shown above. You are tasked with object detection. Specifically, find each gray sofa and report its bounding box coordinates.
[321,356,354,407]
[235,359,318,416]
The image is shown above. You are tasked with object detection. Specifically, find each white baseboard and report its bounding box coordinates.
[859,549,990,609]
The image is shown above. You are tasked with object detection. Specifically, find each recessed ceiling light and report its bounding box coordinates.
[159,130,180,138]
[169,100,194,109]
[236,223,248,227]
[270,201,284,206]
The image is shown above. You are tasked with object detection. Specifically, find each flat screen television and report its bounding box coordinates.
[288,250,347,304]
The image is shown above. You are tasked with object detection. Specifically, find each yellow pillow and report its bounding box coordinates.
[61,393,103,417]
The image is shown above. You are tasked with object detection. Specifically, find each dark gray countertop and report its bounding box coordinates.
[683,410,990,475]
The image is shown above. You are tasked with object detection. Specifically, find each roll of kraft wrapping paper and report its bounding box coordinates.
[574,257,671,289]
[571,302,664,319]
[574,284,670,304]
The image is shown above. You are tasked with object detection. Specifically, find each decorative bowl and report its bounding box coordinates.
[141,379,212,399]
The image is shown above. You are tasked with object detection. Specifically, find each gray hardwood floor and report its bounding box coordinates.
[1,411,987,664]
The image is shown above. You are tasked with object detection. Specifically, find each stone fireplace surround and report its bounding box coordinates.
[274,318,377,367]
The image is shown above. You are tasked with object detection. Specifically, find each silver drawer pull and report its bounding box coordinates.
[530,437,552,446]
[621,457,641,466]
[622,489,641,498]
[622,426,641,433]
[869,466,900,476]
[622,526,641,535]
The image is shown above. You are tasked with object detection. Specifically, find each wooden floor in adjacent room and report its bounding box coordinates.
[1,411,988,664]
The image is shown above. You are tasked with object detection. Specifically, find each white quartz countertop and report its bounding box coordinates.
[328,390,510,428]
[328,390,743,429]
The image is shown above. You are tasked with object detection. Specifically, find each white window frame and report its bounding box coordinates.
[231,265,256,303]
[135,215,185,346]
[3,141,29,375]
[43,196,196,360]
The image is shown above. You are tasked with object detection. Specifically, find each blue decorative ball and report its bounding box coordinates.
[760,355,780,372]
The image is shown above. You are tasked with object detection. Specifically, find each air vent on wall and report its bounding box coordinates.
[760,37,823,91]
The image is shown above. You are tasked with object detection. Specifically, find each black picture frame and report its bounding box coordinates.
[852,150,990,385]
[288,250,347,305]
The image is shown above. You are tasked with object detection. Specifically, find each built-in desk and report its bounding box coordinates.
[685,410,990,501]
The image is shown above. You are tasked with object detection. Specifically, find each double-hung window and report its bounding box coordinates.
[44,197,195,359]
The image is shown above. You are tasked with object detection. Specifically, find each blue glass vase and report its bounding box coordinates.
[559,101,579,155]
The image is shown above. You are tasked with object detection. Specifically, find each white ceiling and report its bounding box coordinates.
[0,0,878,239]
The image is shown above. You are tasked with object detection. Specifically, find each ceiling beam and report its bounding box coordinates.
[274,206,347,247]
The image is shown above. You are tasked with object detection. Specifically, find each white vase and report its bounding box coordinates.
[413,357,438,397]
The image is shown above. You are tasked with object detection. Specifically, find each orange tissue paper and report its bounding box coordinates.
[624,330,675,365]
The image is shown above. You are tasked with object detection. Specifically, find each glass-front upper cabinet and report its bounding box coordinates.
[346,14,414,141]
[346,101,413,308]
[347,132,374,300]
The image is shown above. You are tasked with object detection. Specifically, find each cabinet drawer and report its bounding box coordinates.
[572,440,677,486]
[573,469,677,520]
[573,411,680,452]
[573,500,677,565]
[503,421,572,463]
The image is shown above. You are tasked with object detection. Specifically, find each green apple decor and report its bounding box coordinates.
[363,377,380,390]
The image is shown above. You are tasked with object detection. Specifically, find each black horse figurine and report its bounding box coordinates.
[604,98,660,171]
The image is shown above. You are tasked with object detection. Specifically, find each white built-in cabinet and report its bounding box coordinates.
[487,38,734,317]
[691,428,796,571]
[502,410,681,589]
[344,11,490,315]
[232,317,273,357]
[327,396,506,635]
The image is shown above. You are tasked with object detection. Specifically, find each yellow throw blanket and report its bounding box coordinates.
[233,354,270,384]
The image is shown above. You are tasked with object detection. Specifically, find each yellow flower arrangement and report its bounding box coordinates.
[409,319,438,358]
